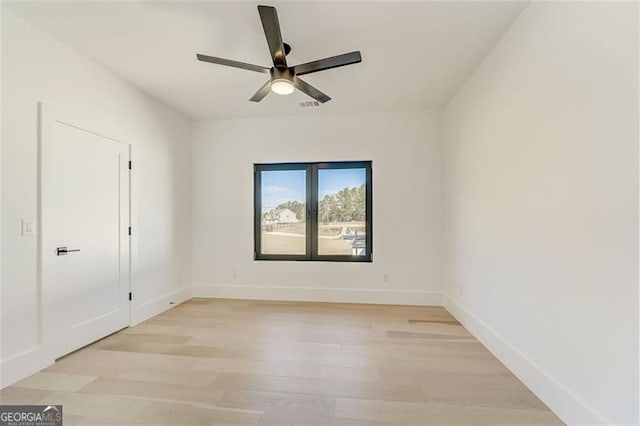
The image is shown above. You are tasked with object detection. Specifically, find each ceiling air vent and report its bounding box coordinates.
[300,101,320,108]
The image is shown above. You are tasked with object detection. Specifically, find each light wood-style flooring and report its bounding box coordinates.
[0,298,563,425]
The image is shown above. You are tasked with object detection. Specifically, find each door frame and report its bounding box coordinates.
[38,102,133,358]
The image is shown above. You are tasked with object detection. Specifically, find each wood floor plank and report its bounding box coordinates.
[78,377,225,406]
[61,414,85,425]
[386,330,475,341]
[195,357,381,382]
[334,380,425,403]
[258,411,387,426]
[212,372,425,403]
[46,349,218,386]
[335,397,427,423]
[187,336,343,354]
[217,389,335,418]
[422,402,565,425]
[93,332,192,346]
[0,298,563,425]
[407,318,461,325]
[12,371,98,392]
[40,391,262,425]
[0,386,53,404]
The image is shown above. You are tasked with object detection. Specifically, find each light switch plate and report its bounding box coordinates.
[21,219,36,236]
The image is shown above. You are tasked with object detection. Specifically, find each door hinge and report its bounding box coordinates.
[128,227,131,236]
[128,292,132,301]
[128,161,132,170]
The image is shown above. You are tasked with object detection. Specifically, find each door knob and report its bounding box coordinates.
[56,246,81,256]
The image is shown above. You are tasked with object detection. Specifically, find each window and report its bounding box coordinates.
[254,161,372,262]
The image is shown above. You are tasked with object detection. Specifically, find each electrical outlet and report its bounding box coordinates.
[383,273,390,283]
[232,270,237,279]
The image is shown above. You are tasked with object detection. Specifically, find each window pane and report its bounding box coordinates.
[317,168,367,256]
[260,170,306,255]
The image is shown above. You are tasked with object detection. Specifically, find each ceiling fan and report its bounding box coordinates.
[196,5,362,104]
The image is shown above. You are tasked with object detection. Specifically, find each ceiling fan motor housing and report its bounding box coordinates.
[270,67,294,82]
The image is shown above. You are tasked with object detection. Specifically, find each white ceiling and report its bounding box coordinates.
[5,1,527,120]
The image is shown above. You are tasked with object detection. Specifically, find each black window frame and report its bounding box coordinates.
[254,161,372,262]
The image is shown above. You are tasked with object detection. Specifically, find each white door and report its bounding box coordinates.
[41,107,130,359]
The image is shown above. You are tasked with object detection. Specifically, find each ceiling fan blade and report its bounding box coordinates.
[249,79,272,102]
[257,5,287,68]
[196,54,269,74]
[294,77,331,103]
[293,51,362,76]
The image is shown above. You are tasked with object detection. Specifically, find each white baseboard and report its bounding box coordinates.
[443,294,609,425]
[1,346,52,389]
[192,283,443,306]
[130,285,192,326]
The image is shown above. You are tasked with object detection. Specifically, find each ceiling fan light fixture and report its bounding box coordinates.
[270,78,295,95]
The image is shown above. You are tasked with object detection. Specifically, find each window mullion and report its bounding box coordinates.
[254,166,262,258]
[309,164,318,259]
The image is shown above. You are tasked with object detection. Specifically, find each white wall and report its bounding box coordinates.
[442,2,638,425]
[191,110,443,305]
[1,10,193,386]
